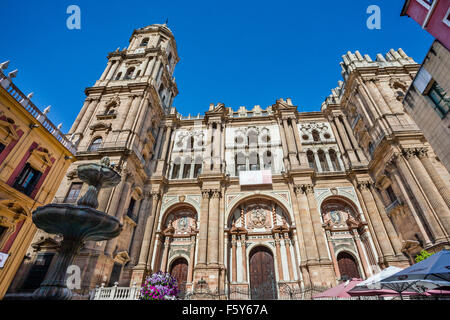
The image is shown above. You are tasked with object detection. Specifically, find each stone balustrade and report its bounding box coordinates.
[92,282,141,300]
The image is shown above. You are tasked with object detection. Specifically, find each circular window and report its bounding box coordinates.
[324,133,331,139]
[235,136,244,144]
[302,135,309,140]
[176,141,184,148]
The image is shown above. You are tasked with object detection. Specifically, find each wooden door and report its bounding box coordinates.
[170,258,188,292]
[337,252,360,279]
[249,247,277,300]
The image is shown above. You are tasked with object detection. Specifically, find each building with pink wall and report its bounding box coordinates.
[401,0,450,50]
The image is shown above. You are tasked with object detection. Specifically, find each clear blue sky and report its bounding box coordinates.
[1,0,434,132]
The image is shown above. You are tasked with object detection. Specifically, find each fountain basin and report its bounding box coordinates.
[32,204,122,241]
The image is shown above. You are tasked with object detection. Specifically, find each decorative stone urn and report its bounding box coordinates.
[31,157,123,300]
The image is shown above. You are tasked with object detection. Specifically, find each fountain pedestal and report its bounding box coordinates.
[31,158,123,300]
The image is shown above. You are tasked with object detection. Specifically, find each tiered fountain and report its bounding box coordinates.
[31,157,123,300]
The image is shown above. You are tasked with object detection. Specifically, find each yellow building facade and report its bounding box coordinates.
[0,65,76,299]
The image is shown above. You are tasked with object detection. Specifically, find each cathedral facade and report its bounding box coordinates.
[8,24,450,299]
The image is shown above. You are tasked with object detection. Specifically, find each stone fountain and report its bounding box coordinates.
[31,157,123,300]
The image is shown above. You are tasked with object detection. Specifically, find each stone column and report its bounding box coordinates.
[77,98,99,135]
[325,229,340,280]
[341,115,367,162]
[69,99,90,134]
[240,234,248,283]
[135,192,160,269]
[291,119,308,166]
[329,120,349,169]
[283,118,299,167]
[197,190,210,266]
[144,57,156,76]
[394,153,445,242]
[151,234,163,272]
[122,95,143,131]
[294,185,319,262]
[104,175,133,256]
[205,123,213,171]
[277,118,290,171]
[418,148,450,209]
[357,181,395,260]
[128,193,151,265]
[100,60,113,81]
[207,189,221,265]
[147,198,164,270]
[160,236,171,272]
[370,186,404,256]
[387,161,432,246]
[404,148,450,237]
[231,235,237,283]
[324,150,333,172]
[106,60,121,80]
[274,233,284,281]
[313,150,323,172]
[366,79,392,115]
[305,185,330,262]
[151,58,162,80]
[352,231,370,278]
[333,115,358,164]
[284,233,294,281]
[212,122,222,171]
[155,125,173,175]
[187,235,196,283]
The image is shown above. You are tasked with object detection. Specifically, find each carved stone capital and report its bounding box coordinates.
[201,189,210,199]
[357,180,372,191]
[402,148,417,160]
[416,147,429,159]
[150,191,161,200]
[303,184,314,194]
[211,189,221,199]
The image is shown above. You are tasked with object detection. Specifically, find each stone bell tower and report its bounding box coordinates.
[49,23,180,292]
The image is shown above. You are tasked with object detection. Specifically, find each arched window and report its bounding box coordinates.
[312,130,320,142]
[193,156,202,178]
[263,151,273,170]
[171,157,181,179]
[235,152,246,175]
[249,152,260,171]
[115,72,122,80]
[124,67,135,80]
[182,157,191,179]
[189,136,195,151]
[318,149,329,172]
[248,130,258,146]
[329,149,341,171]
[88,137,102,151]
[307,150,316,170]
[140,38,149,47]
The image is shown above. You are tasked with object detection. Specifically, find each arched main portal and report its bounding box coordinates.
[320,196,375,280]
[337,252,360,279]
[170,258,189,292]
[249,247,277,300]
[227,196,297,295]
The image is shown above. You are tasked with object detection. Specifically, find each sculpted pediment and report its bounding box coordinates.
[89,122,112,133]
